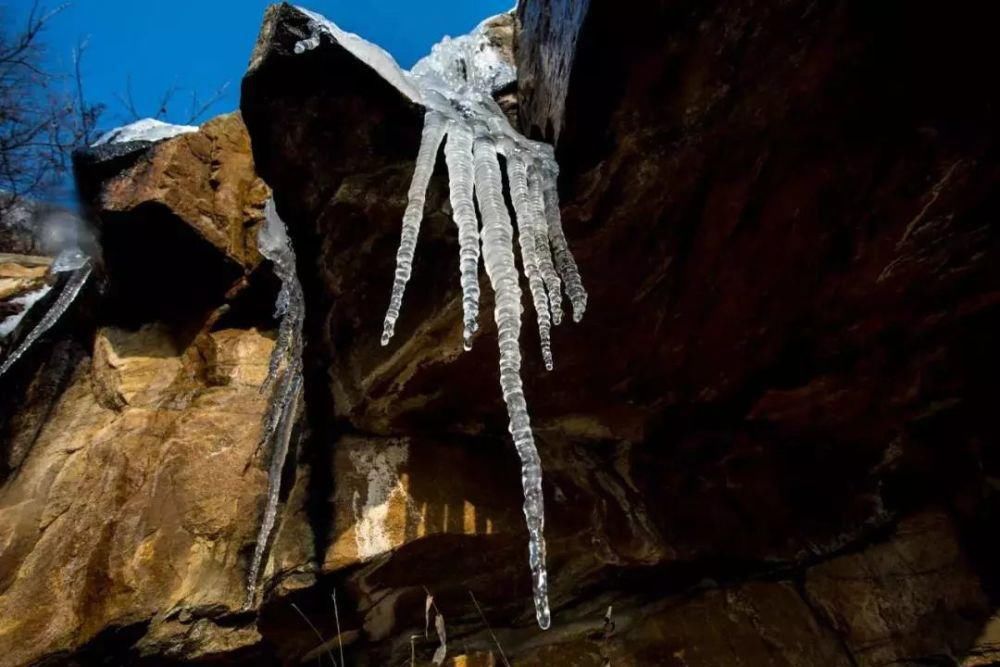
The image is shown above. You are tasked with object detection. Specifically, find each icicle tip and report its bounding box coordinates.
[381,319,395,346]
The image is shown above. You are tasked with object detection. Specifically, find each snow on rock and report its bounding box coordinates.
[0,284,52,339]
[92,118,199,147]
[293,7,423,104]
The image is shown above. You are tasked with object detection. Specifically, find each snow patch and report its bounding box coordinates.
[92,118,199,147]
[0,258,92,378]
[0,284,52,339]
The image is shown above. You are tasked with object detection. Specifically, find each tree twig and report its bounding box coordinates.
[290,602,337,667]
[469,590,511,667]
[331,589,346,667]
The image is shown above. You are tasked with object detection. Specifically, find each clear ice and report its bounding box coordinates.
[0,248,93,379]
[245,199,306,608]
[295,7,590,629]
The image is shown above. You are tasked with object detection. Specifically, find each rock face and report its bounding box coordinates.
[0,114,282,665]
[78,112,271,327]
[239,1,1000,664]
[0,325,272,667]
[95,113,269,270]
[0,0,998,664]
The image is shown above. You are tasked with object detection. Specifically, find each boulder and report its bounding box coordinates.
[0,325,273,667]
[77,112,271,326]
[0,110,282,665]
[94,113,269,270]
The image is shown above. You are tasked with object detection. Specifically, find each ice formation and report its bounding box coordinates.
[244,199,305,608]
[92,118,199,147]
[0,249,92,378]
[295,8,589,629]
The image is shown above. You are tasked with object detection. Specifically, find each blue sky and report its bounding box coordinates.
[8,0,512,131]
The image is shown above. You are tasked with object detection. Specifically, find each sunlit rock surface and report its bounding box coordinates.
[0,325,273,666]
[91,112,270,270]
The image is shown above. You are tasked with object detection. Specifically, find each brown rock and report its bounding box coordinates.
[2,0,998,662]
[518,583,851,667]
[964,615,1000,666]
[99,113,270,269]
[805,511,990,666]
[0,260,49,301]
[0,325,274,666]
[239,1,1000,662]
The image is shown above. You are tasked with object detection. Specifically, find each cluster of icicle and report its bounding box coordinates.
[244,199,305,609]
[0,249,93,378]
[295,11,587,630]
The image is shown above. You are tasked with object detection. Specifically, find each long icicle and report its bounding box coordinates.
[262,271,301,392]
[254,201,305,456]
[442,120,481,350]
[541,165,588,322]
[504,144,553,370]
[0,259,92,378]
[473,133,551,630]
[245,373,302,608]
[381,110,448,346]
[527,168,563,326]
[245,199,306,609]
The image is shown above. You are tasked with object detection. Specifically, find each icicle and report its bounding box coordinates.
[381,111,448,346]
[504,145,553,370]
[443,120,481,349]
[473,134,551,629]
[527,167,564,327]
[245,199,306,609]
[245,373,302,608]
[294,7,591,629]
[0,257,92,379]
[262,278,303,393]
[541,165,588,322]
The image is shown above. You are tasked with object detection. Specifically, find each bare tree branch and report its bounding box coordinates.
[186,81,230,124]
[115,75,230,126]
[72,36,97,146]
[114,74,141,121]
[153,82,178,121]
[0,1,102,212]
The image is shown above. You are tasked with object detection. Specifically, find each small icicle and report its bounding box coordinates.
[0,258,92,378]
[504,145,553,370]
[527,168,563,326]
[473,134,551,630]
[294,20,322,54]
[442,120,481,350]
[381,110,448,346]
[540,164,588,322]
[245,373,302,608]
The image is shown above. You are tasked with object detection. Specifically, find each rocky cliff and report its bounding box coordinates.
[0,1,998,665]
